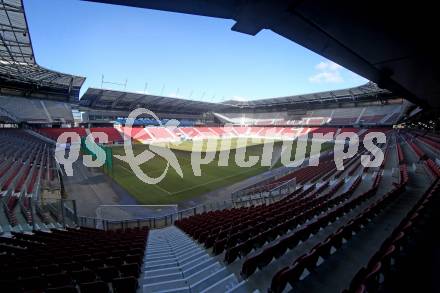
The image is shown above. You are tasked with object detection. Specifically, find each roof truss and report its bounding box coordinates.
[0,0,85,98]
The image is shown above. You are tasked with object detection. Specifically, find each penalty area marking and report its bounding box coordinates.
[166,166,267,196]
[117,159,268,196]
[115,163,172,195]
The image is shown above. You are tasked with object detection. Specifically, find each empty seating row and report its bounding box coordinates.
[147,127,179,140]
[399,164,409,186]
[269,178,407,293]
[177,188,315,250]
[117,126,152,143]
[39,128,87,141]
[218,104,402,126]
[39,126,395,148]
[345,178,439,293]
[240,176,371,279]
[329,117,358,125]
[225,180,350,264]
[0,96,73,123]
[0,130,58,227]
[404,134,440,177]
[397,142,404,164]
[359,115,386,124]
[240,157,338,197]
[417,135,440,152]
[90,127,123,144]
[178,174,361,267]
[0,227,148,293]
[409,140,425,159]
[177,180,329,242]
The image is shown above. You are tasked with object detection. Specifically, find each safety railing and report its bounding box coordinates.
[77,188,297,231]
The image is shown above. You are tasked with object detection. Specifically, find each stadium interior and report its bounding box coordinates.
[1,1,439,293]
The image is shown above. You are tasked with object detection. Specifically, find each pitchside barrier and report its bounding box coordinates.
[78,201,230,230]
[77,191,292,230]
[93,204,178,229]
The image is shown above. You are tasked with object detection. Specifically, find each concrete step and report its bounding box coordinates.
[147,248,173,254]
[189,267,231,292]
[178,250,206,265]
[145,267,182,277]
[176,249,205,263]
[225,280,252,293]
[181,254,212,272]
[145,258,178,268]
[143,279,188,293]
[146,255,177,263]
[145,262,180,271]
[151,287,190,293]
[186,262,222,285]
[182,258,217,277]
[143,226,237,293]
[167,236,194,242]
[167,237,193,242]
[172,242,200,253]
[144,272,184,284]
[200,274,240,293]
[147,242,168,247]
[146,249,173,256]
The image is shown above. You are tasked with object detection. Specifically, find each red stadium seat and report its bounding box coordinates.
[112,276,138,293]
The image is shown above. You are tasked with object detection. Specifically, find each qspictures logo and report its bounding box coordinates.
[55,108,386,185]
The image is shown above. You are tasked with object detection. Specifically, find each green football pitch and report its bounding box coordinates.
[108,138,332,205]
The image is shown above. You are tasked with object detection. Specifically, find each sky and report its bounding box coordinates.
[24,0,368,102]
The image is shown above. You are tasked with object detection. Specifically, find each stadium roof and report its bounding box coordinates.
[84,0,440,109]
[0,0,85,99]
[224,82,392,107]
[81,82,395,113]
[80,88,232,113]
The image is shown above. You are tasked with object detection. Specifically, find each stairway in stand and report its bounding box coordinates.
[142,226,254,293]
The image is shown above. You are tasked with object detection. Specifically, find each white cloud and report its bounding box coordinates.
[309,71,343,83]
[231,96,250,101]
[168,92,183,98]
[309,61,344,83]
[135,90,149,95]
[315,61,342,71]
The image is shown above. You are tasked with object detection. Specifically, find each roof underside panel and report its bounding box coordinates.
[221,82,392,107]
[0,0,85,99]
[81,83,395,114]
[83,0,440,109]
[80,87,232,113]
